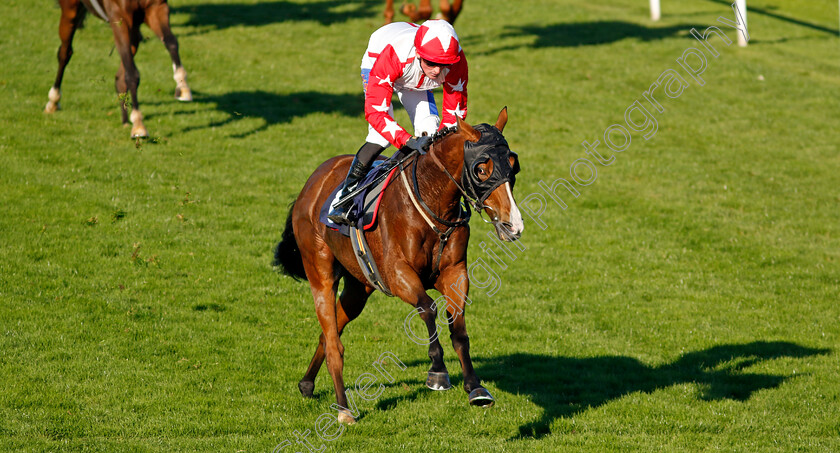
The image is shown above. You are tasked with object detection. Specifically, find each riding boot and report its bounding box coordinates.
[327,155,373,225]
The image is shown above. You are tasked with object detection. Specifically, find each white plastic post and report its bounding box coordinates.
[736,0,748,46]
[650,0,661,21]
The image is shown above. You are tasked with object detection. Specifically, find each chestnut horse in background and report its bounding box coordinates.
[44,0,192,139]
[273,108,523,424]
[385,0,463,24]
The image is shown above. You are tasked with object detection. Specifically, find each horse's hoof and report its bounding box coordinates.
[468,387,495,407]
[131,126,149,139]
[426,371,452,391]
[298,380,315,398]
[44,102,59,113]
[175,87,193,102]
[337,410,356,425]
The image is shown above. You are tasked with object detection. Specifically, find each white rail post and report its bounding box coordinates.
[736,0,748,46]
[650,0,661,21]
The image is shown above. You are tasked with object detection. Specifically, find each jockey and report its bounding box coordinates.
[327,19,469,225]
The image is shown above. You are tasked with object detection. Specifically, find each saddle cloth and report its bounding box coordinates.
[319,159,400,236]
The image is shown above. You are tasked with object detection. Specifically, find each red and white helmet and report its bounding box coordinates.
[414,20,461,65]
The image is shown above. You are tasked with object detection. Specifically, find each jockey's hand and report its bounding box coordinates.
[403,135,433,154]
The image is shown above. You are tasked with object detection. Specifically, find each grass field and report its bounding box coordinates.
[2,0,840,451]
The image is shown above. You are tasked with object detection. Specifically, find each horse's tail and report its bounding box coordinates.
[273,201,307,281]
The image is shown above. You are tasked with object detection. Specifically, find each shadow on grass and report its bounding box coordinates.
[376,341,828,439]
[469,21,695,55]
[703,0,838,36]
[179,90,362,138]
[171,0,379,34]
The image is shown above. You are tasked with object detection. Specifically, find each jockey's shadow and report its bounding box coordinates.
[180,90,363,138]
[171,0,379,34]
[378,341,828,440]
[467,21,695,55]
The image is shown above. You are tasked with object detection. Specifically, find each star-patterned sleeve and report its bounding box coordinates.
[441,50,468,128]
[364,45,412,149]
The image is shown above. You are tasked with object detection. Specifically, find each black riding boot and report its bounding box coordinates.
[327,143,384,225]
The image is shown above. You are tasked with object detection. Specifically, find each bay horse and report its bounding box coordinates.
[44,0,193,139]
[273,108,523,424]
[384,0,463,25]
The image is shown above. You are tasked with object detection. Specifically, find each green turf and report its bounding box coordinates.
[1,0,839,451]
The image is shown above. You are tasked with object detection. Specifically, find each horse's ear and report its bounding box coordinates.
[495,106,508,132]
[458,116,480,141]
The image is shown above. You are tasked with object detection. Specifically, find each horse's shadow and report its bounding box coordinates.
[171,0,379,34]
[467,21,695,55]
[179,90,362,138]
[378,341,828,439]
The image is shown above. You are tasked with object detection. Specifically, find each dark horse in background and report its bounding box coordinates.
[44,0,192,139]
[274,108,523,424]
[385,0,463,25]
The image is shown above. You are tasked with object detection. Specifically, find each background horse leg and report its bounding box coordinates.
[436,266,494,406]
[45,0,85,113]
[401,0,432,23]
[145,2,192,102]
[384,0,395,23]
[111,16,147,138]
[299,277,372,399]
[392,262,450,387]
[438,0,463,24]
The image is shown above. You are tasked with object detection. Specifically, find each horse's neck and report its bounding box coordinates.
[415,137,465,217]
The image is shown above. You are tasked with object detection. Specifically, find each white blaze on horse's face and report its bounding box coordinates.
[484,182,523,242]
[479,161,523,242]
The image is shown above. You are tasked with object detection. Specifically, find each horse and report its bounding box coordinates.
[44,0,192,139]
[273,107,523,424]
[384,0,464,25]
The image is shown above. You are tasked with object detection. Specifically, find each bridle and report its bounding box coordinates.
[398,125,516,276]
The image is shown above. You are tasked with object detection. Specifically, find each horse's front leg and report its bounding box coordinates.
[392,262,450,389]
[436,265,495,406]
[111,18,147,138]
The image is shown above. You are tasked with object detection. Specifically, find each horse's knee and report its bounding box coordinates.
[451,333,470,352]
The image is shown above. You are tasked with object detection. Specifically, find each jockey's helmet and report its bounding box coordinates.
[414,20,461,65]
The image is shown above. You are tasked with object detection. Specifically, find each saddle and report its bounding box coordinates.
[319,159,400,235]
[318,157,404,296]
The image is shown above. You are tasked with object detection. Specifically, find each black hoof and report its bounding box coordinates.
[425,371,452,390]
[299,380,315,398]
[468,387,495,407]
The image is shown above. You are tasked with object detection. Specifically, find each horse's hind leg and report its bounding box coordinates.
[298,242,359,424]
[299,277,372,399]
[384,0,395,23]
[111,16,147,138]
[46,0,84,113]
[145,2,192,101]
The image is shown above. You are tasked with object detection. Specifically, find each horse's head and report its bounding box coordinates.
[456,108,524,242]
